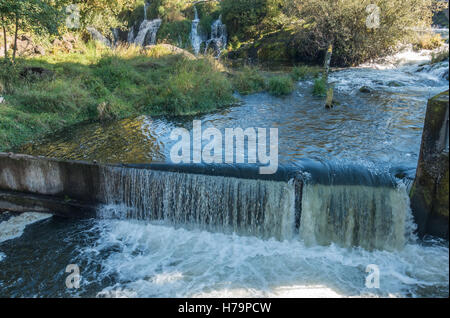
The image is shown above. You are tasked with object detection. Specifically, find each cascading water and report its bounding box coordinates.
[126,2,161,46]
[299,183,415,251]
[98,164,415,251]
[190,6,203,55]
[204,15,227,57]
[133,19,162,46]
[99,166,296,241]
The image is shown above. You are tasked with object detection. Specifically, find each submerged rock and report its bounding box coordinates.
[387,80,404,87]
[359,86,374,93]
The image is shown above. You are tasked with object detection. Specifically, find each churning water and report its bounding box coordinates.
[2,40,449,297]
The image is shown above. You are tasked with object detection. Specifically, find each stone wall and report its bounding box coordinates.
[410,90,449,239]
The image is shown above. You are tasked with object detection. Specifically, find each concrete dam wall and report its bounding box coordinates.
[0,152,423,250]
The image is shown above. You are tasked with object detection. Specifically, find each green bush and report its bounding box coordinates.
[267,75,294,96]
[232,66,266,95]
[287,0,438,66]
[157,20,192,48]
[312,78,327,97]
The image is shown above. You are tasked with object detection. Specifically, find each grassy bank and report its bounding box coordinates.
[0,43,235,151]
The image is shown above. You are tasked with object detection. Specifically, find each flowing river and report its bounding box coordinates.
[0,44,449,297]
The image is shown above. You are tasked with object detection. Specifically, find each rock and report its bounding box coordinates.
[387,80,404,87]
[34,45,45,55]
[359,86,373,93]
[410,90,449,239]
[0,96,4,104]
[86,27,111,47]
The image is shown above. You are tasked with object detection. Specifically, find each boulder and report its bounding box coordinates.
[359,86,374,93]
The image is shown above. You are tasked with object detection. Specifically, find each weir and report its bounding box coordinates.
[0,152,414,250]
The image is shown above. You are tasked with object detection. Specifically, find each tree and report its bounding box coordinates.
[285,0,448,66]
[0,0,65,62]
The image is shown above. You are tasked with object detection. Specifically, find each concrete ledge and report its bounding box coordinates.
[0,190,96,218]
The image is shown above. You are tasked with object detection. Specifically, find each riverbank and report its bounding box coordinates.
[0,43,237,152]
[0,40,327,152]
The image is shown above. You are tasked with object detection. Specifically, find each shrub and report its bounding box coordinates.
[312,78,327,97]
[157,20,192,48]
[267,75,294,96]
[287,0,440,66]
[232,66,266,95]
[413,33,444,51]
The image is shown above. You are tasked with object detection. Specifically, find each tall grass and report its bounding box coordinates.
[0,43,235,151]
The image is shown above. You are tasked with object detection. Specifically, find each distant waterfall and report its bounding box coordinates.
[190,6,204,55]
[126,2,161,46]
[133,19,162,46]
[204,15,227,57]
[98,163,416,250]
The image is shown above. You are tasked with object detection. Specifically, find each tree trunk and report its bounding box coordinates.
[323,44,334,108]
[12,13,18,63]
[1,15,7,60]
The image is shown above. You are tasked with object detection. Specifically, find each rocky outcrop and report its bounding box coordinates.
[410,90,449,239]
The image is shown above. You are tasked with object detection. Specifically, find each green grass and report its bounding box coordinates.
[232,66,266,95]
[0,42,235,151]
[290,65,321,81]
[267,75,294,96]
[312,78,327,97]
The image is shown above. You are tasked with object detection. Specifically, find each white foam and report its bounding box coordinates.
[82,219,449,297]
[0,212,52,243]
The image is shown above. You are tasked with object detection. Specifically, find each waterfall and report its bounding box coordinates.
[204,15,227,57]
[127,27,135,43]
[190,6,203,55]
[97,163,415,251]
[299,183,415,251]
[99,166,296,241]
[133,19,162,46]
[144,1,149,21]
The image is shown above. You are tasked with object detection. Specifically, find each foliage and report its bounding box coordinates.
[232,66,266,95]
[413,33,444,50]
[157,19,191,47]
[221,0,284,44]
[312,78,326,97]
[0,0,66,61]
[285,0,445,66]
[267,75,294,96]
